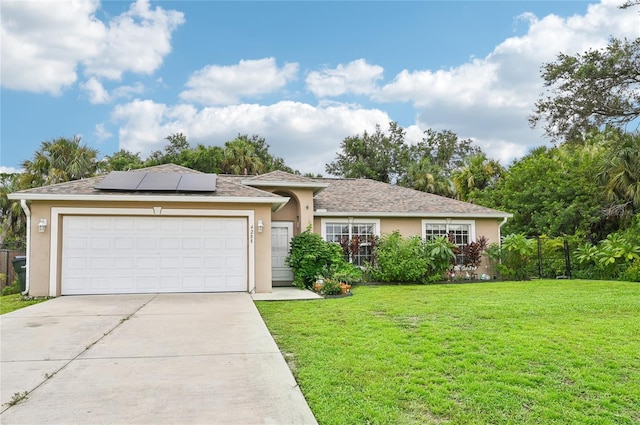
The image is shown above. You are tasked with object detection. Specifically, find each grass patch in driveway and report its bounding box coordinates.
[1,294,49,315]
[256,280,640,424]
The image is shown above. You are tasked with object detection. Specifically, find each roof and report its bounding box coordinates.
[241,170,328,194]
[8,164,288,209]
[9,164,511,218]
[312,178,511,218]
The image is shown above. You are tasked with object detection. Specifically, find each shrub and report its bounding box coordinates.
[286,228,350,289]
[2,278,21,296]
[499,233,536,280]
[320,279,342,295]
[368,232,455,283]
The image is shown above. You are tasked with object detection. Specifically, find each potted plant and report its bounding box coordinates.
[313,274,324,293]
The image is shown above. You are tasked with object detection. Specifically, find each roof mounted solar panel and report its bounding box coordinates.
[95,171,217,192]
[177,173,217,192]
[137,173,182,191]
[95,171,146,190]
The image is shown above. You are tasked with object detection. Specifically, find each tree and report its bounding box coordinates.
[410,129,480,175]
[234,134,294,173]
[221,139,265,175]
[473,142,614,240]
[104,150,145,171]
[326,122,408,183]
[20,136,99,188]
[597,129,640,215]
[452,153,505,201]
[0,173,26,247]
[145,133,190,166]
[530,37,640,142]
[403,158,453,197]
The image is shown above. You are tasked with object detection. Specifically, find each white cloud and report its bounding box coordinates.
[83,0,184,80]
[376,0,640,164]
[0,166,22,174]
[95,123,113,140]
[179,58,299,106]
[111,99,389,174]
[306,59,384,98]
[81,77,110,104]
[1,0,184,95]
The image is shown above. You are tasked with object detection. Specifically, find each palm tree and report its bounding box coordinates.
[406,158,453,197]
[20,136,99,187]
[221,139,265,175]
[0,174,26,246]
[452,153,505,201]
[598,131,640,214]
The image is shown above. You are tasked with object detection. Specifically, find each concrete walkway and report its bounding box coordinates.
[1,293,317,425]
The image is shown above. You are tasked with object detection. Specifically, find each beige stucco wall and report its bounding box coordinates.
[259,187,315,234]
[25,200,274,296]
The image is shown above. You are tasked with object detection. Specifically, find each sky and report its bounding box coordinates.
[1,0,639,176]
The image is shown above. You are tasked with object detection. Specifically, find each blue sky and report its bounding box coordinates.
[2,0,639,175]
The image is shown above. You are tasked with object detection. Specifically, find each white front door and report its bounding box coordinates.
[271,221,294,282]
[61,215,248,294]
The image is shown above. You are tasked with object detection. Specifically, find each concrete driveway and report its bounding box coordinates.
[0,293,317,425]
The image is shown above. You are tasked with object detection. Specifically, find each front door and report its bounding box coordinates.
[271,221,294,283]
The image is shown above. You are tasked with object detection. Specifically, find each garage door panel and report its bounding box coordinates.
[62,216,248,295]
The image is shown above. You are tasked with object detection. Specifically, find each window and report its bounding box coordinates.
[423,220,475,265]
[322,219,379,266]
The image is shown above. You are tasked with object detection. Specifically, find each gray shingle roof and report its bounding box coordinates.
[10,164,282,199]
[313,178,510,217]
[9,165,510,217]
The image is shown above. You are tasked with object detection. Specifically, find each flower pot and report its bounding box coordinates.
[314,282,324,292]
[340,283,351,294]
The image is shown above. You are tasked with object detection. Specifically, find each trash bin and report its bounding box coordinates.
[12,256,27,292]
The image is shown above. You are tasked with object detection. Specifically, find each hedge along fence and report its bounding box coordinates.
[0,249,26,290]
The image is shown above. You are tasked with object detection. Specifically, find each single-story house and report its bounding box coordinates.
[8,164,512,296]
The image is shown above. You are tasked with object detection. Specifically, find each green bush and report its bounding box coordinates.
[286,228,350,289]
[368,231,455,283]
[2,278,21,296]
[621,259,640,282]
[320,279,342,295]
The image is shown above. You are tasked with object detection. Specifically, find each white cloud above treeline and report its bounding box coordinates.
[2,0,639,174]
[1,0,183,96]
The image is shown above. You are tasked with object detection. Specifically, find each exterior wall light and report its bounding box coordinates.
[257,219,264,233]
[38,218,48,233]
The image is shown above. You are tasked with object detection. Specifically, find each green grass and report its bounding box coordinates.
[256,280,640,424]
[0,293,49,315]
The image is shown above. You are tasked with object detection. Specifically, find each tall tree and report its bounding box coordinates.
[234,134,294,173]
[404,159,453,197]
[20,136,99,187]
[452,153,505,201]
[221,139,265,175]
[326,122,408,183]
[410,129,480,175]
[104,150,145,171]
[474,142,614,240]
[530,37,640,142]
[0,173,26,247]
[597,129,640,215]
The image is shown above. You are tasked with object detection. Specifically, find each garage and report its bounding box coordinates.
[61,215,248,295]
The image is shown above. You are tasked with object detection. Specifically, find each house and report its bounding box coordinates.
[8,164,512,296]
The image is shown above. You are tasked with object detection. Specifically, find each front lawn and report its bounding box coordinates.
[0,294,49,315]
[256,280,640,424]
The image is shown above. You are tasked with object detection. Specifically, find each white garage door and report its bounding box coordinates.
[61,216,248,295]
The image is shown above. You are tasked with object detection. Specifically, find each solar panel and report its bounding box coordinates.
[95,171,146,190]
[95,171,217,192]
[137,173,182,191]
[177,173,217,192]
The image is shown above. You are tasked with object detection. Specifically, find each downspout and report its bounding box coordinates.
[20,199,31,295]
[498,216,508,245]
